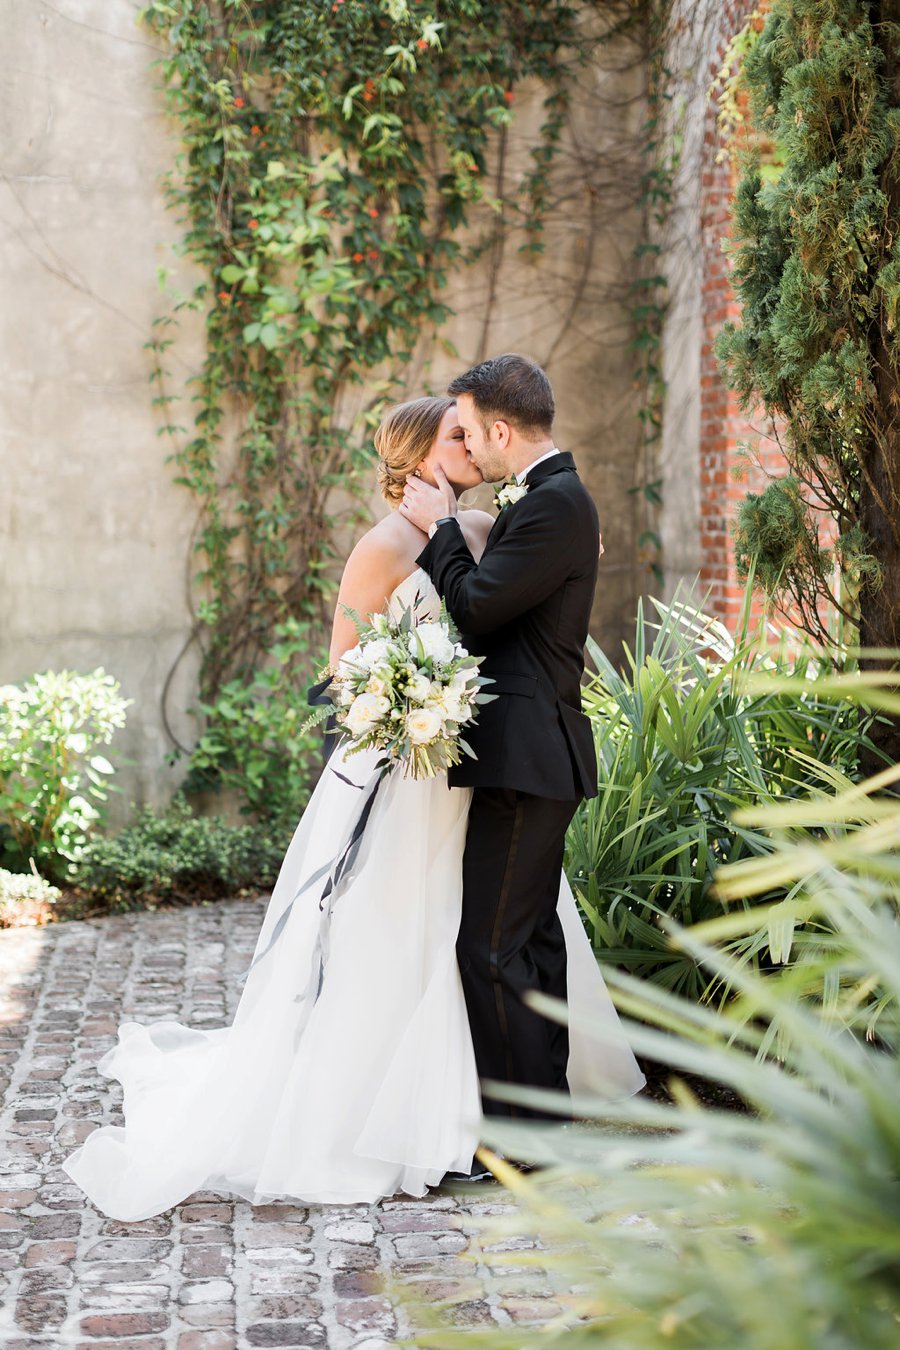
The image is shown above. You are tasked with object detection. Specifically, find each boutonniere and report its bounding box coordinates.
[494,480,529,513]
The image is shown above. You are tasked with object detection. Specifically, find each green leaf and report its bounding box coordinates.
[258,323,280,350]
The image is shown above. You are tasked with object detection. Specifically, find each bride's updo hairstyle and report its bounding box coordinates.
[374,395,454,506]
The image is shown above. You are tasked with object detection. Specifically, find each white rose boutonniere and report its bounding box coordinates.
[494,480,529,513]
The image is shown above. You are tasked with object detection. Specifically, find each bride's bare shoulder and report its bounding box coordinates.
[339,515,415,591]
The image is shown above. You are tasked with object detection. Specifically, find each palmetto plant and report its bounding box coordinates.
[566,588,882,998]
[406,781,900,1349]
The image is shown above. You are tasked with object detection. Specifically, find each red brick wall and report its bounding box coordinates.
[699,1,784,631]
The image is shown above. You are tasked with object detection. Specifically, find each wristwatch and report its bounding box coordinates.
[428,516,457,540]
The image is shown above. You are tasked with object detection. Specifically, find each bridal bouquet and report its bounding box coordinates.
[322,603,495,778]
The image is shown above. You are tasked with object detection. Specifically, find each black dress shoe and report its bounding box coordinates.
[442,1160,493,1183]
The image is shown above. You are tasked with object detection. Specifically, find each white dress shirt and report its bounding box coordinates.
[516,447,560,484]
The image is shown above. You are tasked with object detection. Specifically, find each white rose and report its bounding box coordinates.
[338,644,364,679]
[365,668,392,696]
[345,692,390,736]
[406,706,443,745]
[444,694,471,723]
[407,672,433,703]
[425,685,449,712]
[359,637,391,668]
[415,622,456,665]
[496,482,529,509]
[335,680,355,707]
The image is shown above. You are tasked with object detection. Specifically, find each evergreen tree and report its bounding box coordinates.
[717,0,900,763]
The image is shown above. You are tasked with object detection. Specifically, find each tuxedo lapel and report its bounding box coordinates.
[483,507,510,553]
[482,452,578,556]
[521,450,577,488]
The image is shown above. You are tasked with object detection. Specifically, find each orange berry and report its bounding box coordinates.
[234,96,245,108]
[249,219,259,229]
[352,251,364,262]
[368,207,379,218]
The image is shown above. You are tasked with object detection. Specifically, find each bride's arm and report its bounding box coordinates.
[457,508,494,563]
[328,535,408,666]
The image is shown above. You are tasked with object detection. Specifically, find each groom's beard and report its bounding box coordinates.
[471,452,510,483]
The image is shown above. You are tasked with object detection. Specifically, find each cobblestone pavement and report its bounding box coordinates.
[0,901,560,1348]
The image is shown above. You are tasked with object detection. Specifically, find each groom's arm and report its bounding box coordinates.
[416,491,585,635]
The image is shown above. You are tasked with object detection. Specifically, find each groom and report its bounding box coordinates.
[400,354,600,1140]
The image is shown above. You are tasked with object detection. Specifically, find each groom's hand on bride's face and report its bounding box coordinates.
[400,463,457,533]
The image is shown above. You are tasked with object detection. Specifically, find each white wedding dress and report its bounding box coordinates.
[62,568,645,1220]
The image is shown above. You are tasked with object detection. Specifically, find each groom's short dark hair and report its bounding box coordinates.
[447,354,554,438]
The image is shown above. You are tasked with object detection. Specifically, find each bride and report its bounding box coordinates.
[61,395,645,1220]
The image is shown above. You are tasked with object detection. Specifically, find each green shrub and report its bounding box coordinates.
[705,666,900,1040]
[183,618,327,832]
[74,794,288,910]
[0,668,131,880]
[566,589,882,998]
[0,868,61,928]
[407,771,900,1350]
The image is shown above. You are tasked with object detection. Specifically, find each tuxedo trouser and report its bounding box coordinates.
[457,786,580,1122]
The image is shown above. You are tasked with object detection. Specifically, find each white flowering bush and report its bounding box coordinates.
[325,603,495,778]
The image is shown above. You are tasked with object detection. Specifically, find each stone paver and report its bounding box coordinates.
[0,901,559,1347]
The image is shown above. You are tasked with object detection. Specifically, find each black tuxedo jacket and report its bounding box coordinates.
[415,451,599,801]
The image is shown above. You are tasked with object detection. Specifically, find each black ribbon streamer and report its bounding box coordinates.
[307,674,339,765]
[236,756,391,994]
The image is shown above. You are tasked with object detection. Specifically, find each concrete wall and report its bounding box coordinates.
[0,1,655,813]
[0,0,205,815]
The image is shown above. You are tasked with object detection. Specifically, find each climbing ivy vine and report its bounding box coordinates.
[137,0,676,823]
[139,0,587,709]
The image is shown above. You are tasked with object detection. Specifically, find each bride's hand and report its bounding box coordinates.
[400,464,458,534]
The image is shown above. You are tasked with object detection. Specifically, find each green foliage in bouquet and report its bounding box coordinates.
[74,794,286,911]
[404,765,900,1349]
[0,669,131,880]
[324,600,495,779]
[566,588,883,998]
[184,618,326,831]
